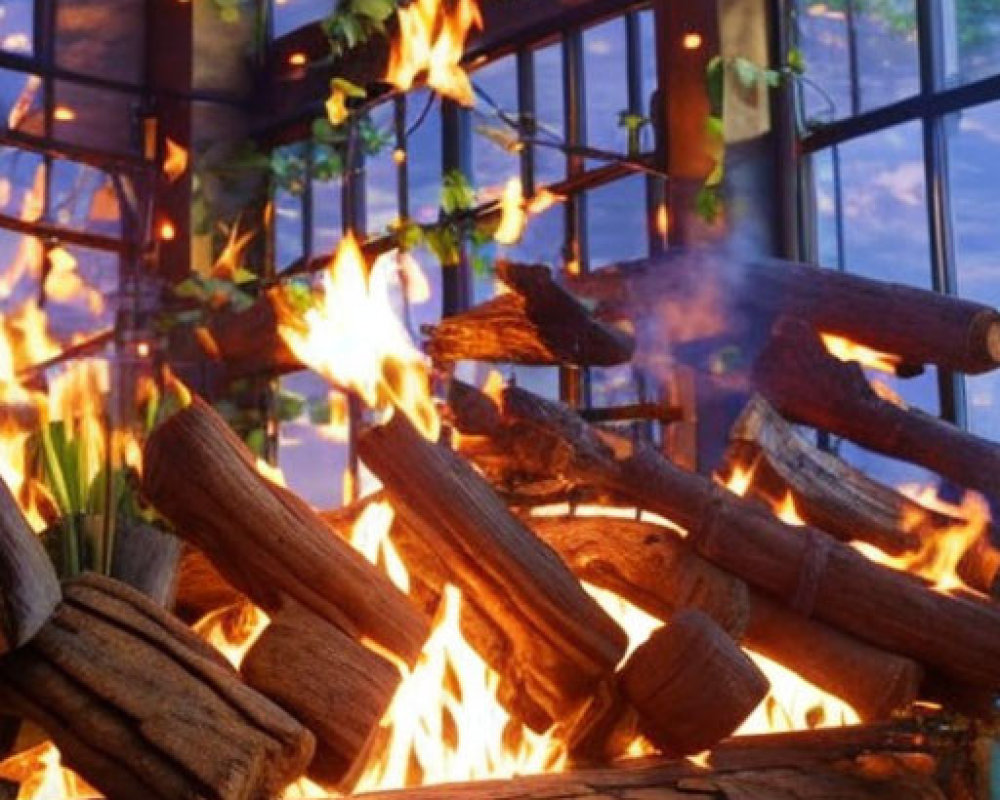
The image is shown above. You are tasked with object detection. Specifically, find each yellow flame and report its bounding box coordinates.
[163,138,189,184]
[721,461,756,497]
[44,248,104,316]
[853,486,990,594]
[0,743,97,800]
[775,492,805,526]
[193,602,271,669]
[494,178,526,245]
[386,0,483,106]
[278,233,439,441]
[210,221,255,281]
[819,333,900,374]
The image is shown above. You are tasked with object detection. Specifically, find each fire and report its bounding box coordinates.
[819,333,900,374]
[278,233,439,441]
[494,178,527,245]
[386,0,483,106]
[721,460,756,497]
[193,602,271,669]
[853,486,990,594]
[162,138,189,183]
[44,248,105,316]
[210,221,255,281]
[775,492,805,526]
[0,743,97,800]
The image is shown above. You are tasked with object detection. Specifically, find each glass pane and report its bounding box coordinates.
[941,0,1000,85]
[639,9,658,120]
[0,68,42,136]
[471,55,519,202]
[837,121,932,288]
[405,89,441,225]
[274,184,303,269]
[364,101,399,236]
[50,159,121,236]
[811,148,841,268]
[0,0,33,55]
[44,245,118,340]
[56,0,144,85]
[584,18,630,160]
[0,229,42,304]
[0,146,44,222]
[796,1,852,123]
[312,173,342,256]
[533,40,565,186]
[587,175,648,269]
[854,0,919,112]
[947,98,1000,438]
[273,0,331,38]
[54,81,138,154]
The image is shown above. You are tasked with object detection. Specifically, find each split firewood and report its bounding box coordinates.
[0,475,61,655]
[620,610,770,756]
[241,600,401,790]
[754,317,1000,504]
[426,262,635,367]
[530,515,920,722]
[143,394,429,665]
[0,573,314,800]
[109,521,181,607]
[727,394,1000,595]
[568,250,1000,374]
[357,411,628,723]
[496,385,1000,691]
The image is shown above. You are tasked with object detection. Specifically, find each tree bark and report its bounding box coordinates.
[0,573,314,800]
[143,394,429,665]
[568,250,1000,374]
[620,610,769,756]
[357,412,628,723]
[497,385,1000,691]
[529,515,920,722]
[0,475,61,655]
[753,317,1000,504]
[241,600,401,791]
[427,262,635,367]
[727,393,1000,594]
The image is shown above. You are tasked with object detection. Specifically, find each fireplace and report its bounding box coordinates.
[0,0,999,798]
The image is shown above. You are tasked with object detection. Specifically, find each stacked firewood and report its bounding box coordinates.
[0,255,996,800]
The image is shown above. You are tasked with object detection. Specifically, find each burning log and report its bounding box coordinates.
[0,476,61,655]
[0,573,314,800]
[109,521,181,607]
[143,394,429,664]
[497,386,1000,692]
[620,610,769,756]
[727,394,1000,595]
[173,545,243,623]
[241,600,401,790]
[426,262,635,367]
[357,411,628,723]
[753,317,1000,505]
[568,251,1000,374]
[530,515,920,722]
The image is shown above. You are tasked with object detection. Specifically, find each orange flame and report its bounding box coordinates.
[386,0,483,106]
[819,333,900,374]
[278,233,439,441]
[494,178,527,245]
[162,138,189,184]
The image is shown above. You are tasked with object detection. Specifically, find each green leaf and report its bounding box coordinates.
[705,159,725,188]
[332,77,367,99]
[395,219,425,250]
[425,226,461,266]
[441,170,476,214]
[695,184,723,224]
[787,46,806,75]
[705,114,725,141]
[732,57,761,89]
[276,390,306,422]
[705,55,725,116]
[351,0,396,22]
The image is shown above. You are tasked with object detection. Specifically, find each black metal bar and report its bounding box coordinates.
[801,73,1000,152]
[831,145,846,271]
[395,95,409,219]
[0,212,129,254]
[844,0,862,117]
[441,98,472,317]
[517,47,536,196]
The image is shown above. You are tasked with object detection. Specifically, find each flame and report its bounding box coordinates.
[163,138,189,184]
[44,248,105,316]
[0,743,97,800]
[853,486,990,594]
[210,221,255,281]
[655,204,669,236]
[386,0,483,106]
[775,492,805,526]
[494,178,526,245]
[819,333,900,374]
[278,233,439,441]
[193,602,271,669]
[721,460,756,497]
[527,190,564,216]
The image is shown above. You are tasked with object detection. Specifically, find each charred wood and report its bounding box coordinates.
[109,521,181,607]
[142,394,429,665]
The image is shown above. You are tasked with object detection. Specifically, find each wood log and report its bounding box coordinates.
[727,393,1000,594]
[357,411,628,722]
[142,394,429,665]
[241,600,401,790]
[0,573,314,800]
[354,718,964,800]
[426,262,635,367]
[529,515,920,722]
[620,610,769,756]
[173,545,244,623]
[497,386,1000,691]
[110,521,181,607]
[567,250,1000,374]
[753,317,1000,504]
[0,475,61,655]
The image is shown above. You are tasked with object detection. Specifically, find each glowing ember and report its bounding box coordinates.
[775,492,805,526]
[162,138,189,183]
[278,233,439,441]
[819,333,900,374]
[386,0,483,106]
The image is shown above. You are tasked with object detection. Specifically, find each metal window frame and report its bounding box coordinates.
[795,0,1000,428]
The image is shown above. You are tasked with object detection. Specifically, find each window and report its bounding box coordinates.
[797,0,1000,477]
